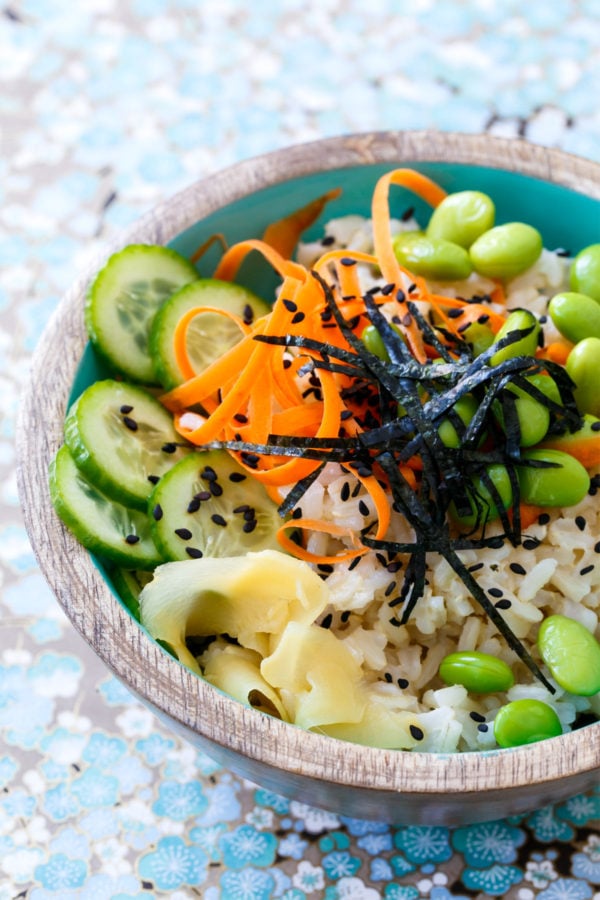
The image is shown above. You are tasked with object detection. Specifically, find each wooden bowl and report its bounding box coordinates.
[18,131,600,825]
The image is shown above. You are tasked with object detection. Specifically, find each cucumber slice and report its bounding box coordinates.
[111,567,153,620]
[149,450,282,561]
[64,380,190,511]
[85,245,198,383]
[149,278,270,389]
[49,445,161,570]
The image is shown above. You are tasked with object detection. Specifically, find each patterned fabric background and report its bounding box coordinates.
[2,1,600,897]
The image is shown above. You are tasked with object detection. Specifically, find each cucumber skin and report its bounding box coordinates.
[64,379,189,512]
[84,244,199,385]
[49,445,162,571]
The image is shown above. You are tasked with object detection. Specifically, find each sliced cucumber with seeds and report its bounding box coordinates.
[85,245,198,384]
[111,567,153,620]
[50,445,161,570]
[149,278,271,389]
[149,450,282,561]
[64,380,191,511]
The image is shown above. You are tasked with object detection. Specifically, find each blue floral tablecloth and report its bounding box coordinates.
[2,2,600,897]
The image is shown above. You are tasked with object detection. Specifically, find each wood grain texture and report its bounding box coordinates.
[17,131,600,825]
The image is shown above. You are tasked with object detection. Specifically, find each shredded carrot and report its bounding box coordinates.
[189,233,228,266]
[262,188,342,258]
[172,305,252,381]
[538,341,572,365]
[539,431,600,469]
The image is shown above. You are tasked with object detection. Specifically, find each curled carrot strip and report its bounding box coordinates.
[262,188,342,258]
[173,305,252,381]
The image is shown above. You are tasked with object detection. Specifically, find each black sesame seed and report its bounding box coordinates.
[357,466,372,478]
[538,513,551,525]
[447,308,464,319]
[410,724,424,741]
[348,556,361,571]
[321,234,335,246]
[384,672,393,683]
[397,678,409,689]
[320,613,333,629]
[388,596,404,607]
[175,528,192,540]
[242,520,257,533]
[209,482,223,497]
[123,416,138,431]
[467,562,484,573]
[407,283,418,294]
[186,547,203,559]
[201,466,217,481]
[539,314,548,324]
[291,311,305,325]
[385,580,396,597]
[282,359,292,369]
[340,610,351,622]
[470,711,486,723]
[477,723,489,733]
[387,561,403,573]
[358,499,370,516]
[243,304,253,324]
[318,563,334,574]
[381,283,395,295]
[401,313,413,327]
[152,504,163,521]
[495,599,512,610]
[575,516,587,532]
[233,504,251,513]
[283,298,298,312]
[595,542,600,554]
[591,421,600,432]
[233,413,248,424]
[340,257,357,266]
[147,474,160,485]
[396,289,406,303]
[243,508,256,521]
[510,563,526,575]
[119,404,133,414]
[580,564,595,576]
[125,534,140,544]
[340,410,352,421]
[292,508,303,519]
[187,497,201,513]
[523,538,541,550]
[477,314,490,324]
[488,587,503,598]
[161,442,177,454]
[195,490,212,501]
[340,481,351,501]
[211,514,227,527]
[229,472,247,482]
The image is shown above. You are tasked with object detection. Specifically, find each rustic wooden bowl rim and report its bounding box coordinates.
[18,130,600,798]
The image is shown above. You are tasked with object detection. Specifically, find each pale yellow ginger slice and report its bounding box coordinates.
[321,691,424,750]
[139,549,329,672]
[202,643,289,721]
[261,620,367,730]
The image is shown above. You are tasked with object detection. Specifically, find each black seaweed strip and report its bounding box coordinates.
[278,462,327,517]
[406,301,454,362]
[498,389,523,461]
[195,439,348,461]
[478,461,517,546]
[461,372,513,448]
[398,552,427,625]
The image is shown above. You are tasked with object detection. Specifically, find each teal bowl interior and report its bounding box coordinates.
[70,159,600,615]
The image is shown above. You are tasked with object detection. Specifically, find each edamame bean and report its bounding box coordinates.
[548,291,600,343]
[538,614,600,696]
[489,309,540,367]
[517,448,590,507]
[426,191,495,248]
[570,243,600,303]
[493,699,562,748]
[462,321,495,357]
[493,385,550,447]
[452,463,513,528]
[469,222,543,281]
[393,233,473,281]
[439,650,514,693]
[539,414,600,457]
[438,394,478,448]
[525,373,562,406]
[361,323,405,362]
[566,337,600,416]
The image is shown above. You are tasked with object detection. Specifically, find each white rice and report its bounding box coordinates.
[290,216,600,753]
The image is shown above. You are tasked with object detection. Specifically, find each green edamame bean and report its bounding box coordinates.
[493,385,550,447]
[426,190,495,248]
[539,414,600,457]
[438,394,478,448]
[462,321,495,357]
[361,323,406,362]
[439,650,514,693]
[548,292,600,343]
[538,614,600,696]
[452,463,513,528]
[493,699,562,748]
[570,243,600,303]
[517,448,590,507]
[393,233,473,281]
[566,337,600,416]
[525,373,562,406]
[470,222,543,281]
[489,309,540,367]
